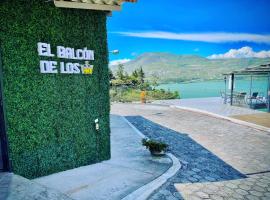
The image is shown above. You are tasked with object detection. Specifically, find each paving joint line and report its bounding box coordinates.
[246,170,270,176]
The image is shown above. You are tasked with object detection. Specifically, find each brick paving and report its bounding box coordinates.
[175,173,270,200]
[111,103,270,200]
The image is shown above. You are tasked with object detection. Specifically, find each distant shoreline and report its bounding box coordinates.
[158,79,223,85]
[157,76,265,85]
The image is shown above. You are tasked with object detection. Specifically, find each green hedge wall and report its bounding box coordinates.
[0,0,110,178]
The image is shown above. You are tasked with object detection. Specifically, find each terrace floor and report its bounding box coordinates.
[153,97,263,117]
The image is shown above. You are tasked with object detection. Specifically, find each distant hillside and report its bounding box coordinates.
[110,52,270,83]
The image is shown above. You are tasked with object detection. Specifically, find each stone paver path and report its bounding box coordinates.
[111,103,270,200]
[175,172,270,200]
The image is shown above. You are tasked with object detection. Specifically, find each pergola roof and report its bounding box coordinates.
[54,0,137,11]
[223,63,270,75]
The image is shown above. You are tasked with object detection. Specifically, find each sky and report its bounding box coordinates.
[107,0,270,64]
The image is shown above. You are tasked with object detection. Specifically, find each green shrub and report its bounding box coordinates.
[142,139,168,152]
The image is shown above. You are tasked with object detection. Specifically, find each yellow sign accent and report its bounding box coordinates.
[83,67,93,75]
[81,61,94,75]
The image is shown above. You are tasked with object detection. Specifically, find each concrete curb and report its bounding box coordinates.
[171,105,270,133]
[122,116,147,139]
[121,116,181,200]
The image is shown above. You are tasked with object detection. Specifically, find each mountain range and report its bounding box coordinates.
[110,52,270,83]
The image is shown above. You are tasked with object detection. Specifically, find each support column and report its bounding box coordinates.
[224,76,227,104]
[267,73,270,112]
[249,75,253,108]
[230,73,234,106]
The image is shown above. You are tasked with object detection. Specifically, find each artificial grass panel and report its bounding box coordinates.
[0,0,110,178]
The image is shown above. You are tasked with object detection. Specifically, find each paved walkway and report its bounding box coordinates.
[154,97,263,117]
[35,115,171,200]
[111,103,270,200]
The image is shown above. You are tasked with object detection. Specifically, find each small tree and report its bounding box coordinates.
[151,73,159,89]
[124,71,130,81]
[132,69,139,78]
[116,64,125,80]
[109,68,115,80]
[138,66,145,84]
[129,69,139,86]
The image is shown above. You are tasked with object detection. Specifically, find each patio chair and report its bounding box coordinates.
[255,94,267,106]
[220,91,230,104]
[246,92,267,109]
[235,92,246,105]
[246,92,258,105]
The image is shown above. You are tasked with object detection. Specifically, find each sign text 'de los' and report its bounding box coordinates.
[37,42,94,75]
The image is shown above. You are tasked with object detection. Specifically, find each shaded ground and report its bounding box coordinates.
[0,173,72,200]
[111,103,270,200]
[35,115,171,200]
[232,113,270,128]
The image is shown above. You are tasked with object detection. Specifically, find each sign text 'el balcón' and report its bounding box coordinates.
[38,42,94,75]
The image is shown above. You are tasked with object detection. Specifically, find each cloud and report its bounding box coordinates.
[109,58,131,66]
[115,31,270,44]
[207,46,270,59]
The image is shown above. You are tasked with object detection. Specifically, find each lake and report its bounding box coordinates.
[157,78,268,99]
